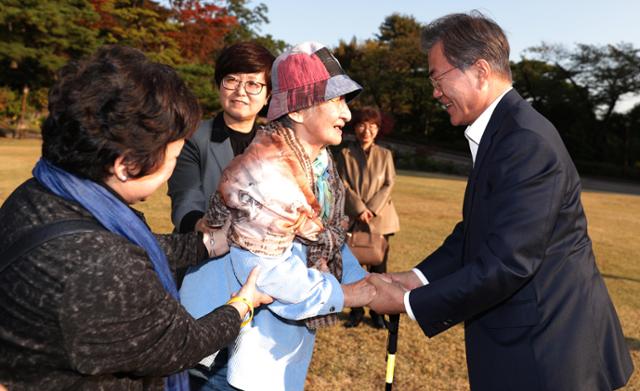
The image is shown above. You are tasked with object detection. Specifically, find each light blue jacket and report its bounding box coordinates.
[180,242,366,390]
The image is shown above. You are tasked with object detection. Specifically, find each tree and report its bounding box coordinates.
[90,0,182,65]
[175,62,217,115]
[623,104,640,170]
[0,0,100,134]
[166,0,237,64]
[526,42,640,161]
[0,0,99,106]
[511,58,596,160]
[222,0,286,54]
[376,13,421,44]
[335,14,447,143]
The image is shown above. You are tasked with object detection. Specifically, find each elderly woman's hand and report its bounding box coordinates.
[199,218,231,258]
[342,278,376,308]
[229,266,273,321]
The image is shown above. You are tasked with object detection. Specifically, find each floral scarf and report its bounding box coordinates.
[206,121,347,329]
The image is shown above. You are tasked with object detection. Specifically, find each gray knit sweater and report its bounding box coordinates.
[0,179,240,390]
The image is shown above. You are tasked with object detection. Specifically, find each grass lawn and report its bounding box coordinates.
[1,138,639,390]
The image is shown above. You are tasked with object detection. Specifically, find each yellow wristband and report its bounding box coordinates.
[227,296,254,327]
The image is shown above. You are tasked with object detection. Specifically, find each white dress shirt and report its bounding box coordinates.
[404,87,512,321]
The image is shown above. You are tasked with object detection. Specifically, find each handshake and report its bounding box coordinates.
[342,271,424,314]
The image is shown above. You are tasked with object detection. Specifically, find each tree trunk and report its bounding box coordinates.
[623,126,630,173]
[17,85,29,139]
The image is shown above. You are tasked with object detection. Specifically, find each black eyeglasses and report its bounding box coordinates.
[221,76,266,95]
[429,66,458,91]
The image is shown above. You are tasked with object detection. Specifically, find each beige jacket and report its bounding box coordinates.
[337,142,400,235]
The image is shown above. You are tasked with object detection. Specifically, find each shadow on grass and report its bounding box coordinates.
[602,273,640,284]
[625,337,640,351]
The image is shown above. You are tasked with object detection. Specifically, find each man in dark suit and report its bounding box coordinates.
[368,11,633,390]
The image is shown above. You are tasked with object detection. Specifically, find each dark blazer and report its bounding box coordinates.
[168,114,234,232]
[409,90,633,390]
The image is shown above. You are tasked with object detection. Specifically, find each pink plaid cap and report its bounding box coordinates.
[267,41,362,121]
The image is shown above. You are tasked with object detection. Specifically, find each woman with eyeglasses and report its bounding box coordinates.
[336,107,400,329]
[168,42,275,235]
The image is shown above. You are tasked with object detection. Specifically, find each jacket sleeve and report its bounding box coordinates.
[415,220,465,282]
[229,243,345,321]
[155,231,208,270]
[410,129,564,337]
[168,136,205,232]
[366,149,396,216]
[340,243,368,284]
[60,237,241,377]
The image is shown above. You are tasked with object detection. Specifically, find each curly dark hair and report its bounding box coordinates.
[214,41,275,93]
[421,10,512,81]
[42,45,202,181]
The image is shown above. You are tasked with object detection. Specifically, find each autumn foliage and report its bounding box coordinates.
[169,0,238,63]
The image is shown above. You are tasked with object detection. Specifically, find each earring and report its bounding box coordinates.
[120,175,128,182]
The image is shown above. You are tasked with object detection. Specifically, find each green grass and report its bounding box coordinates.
[1,139,638,390]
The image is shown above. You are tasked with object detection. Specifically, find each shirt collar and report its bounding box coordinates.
[464,87,512,147]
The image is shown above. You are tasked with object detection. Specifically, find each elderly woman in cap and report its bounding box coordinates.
[180,42,374,390]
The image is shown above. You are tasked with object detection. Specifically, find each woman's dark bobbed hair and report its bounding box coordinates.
[42,45,202,181]
[214,41,275,93]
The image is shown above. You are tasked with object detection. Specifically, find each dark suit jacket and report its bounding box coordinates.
[410,90,633,390]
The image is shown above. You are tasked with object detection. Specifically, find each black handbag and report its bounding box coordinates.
[346,222,387,266]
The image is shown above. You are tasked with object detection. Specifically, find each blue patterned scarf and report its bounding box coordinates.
[32,158,188,391]
[312,149,333,222]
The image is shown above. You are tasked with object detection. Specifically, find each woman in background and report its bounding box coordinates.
[337,107,400,329]
[168,42,275,234]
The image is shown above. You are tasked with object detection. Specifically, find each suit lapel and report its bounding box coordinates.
[209,138,234,173]
[470,89,520,183]
[462,89,522,260]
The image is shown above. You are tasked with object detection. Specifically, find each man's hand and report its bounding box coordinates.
[342,278,376,308]
[366,273,407,314]
[386,270,423,290]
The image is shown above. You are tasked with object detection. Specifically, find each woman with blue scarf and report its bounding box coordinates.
[0,45,270,391]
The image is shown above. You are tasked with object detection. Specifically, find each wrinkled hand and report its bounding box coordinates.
[195,216,208,233]
[366,273,407,314]
[358,209,374,224]
[386,271,423,291]
[231,266,273,319]
[342,278,376,308]
[200,218,231,258]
